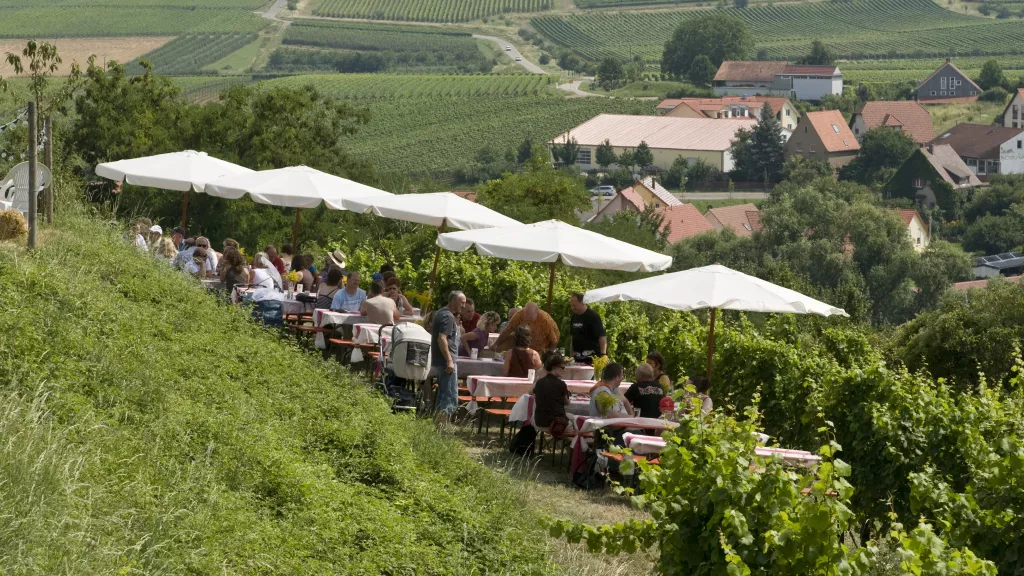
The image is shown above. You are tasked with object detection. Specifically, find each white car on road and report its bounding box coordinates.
[515,56,522,62]
[505,46,512,51]
[589,186,616,197]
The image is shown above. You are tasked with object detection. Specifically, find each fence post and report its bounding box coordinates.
[27,101,37,249]
[43,116,52,224]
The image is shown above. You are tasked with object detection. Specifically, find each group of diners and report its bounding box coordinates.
[426,289,713,427]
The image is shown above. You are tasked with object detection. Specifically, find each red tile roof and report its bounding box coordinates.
[637,176,681,207]
[746,211,762,233]
[854,101,936,143]
[658,204,714,243]
[714,61,788,82]
[919,144,983,188]
[658,96,792,118]
[952,275,1022,292]
[619,186,645,211]
[781,64,839,76]
[803,110,861,153]
[894,209,928,233]
[706,203,760,237]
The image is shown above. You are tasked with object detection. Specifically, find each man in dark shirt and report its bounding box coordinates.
[431,290,465,420]
[568,293,606,365]
[624,363,666,418]
[532,352,570,429]
[460,298,480,332]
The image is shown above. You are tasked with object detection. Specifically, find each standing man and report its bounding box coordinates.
[493,302,560,354]
[431,290,466,423]
[569,292,606,365]
[265,245,286,275]
[460,298,480,332]
[330,271,365,312]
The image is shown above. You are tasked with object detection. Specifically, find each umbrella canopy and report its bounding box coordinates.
[96,150,252,192]
[437,219,672,273]
[584,264,848,317]
[204,165,391,209]
[340,192,520,231]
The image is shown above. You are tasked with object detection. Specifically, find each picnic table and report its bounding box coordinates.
[619,433,820,467]
[234,286,313,316]
[314,309,424,349]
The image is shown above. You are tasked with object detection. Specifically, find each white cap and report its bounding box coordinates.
[149,225,163,234]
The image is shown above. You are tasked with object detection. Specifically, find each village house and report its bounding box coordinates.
[849,101,936,144]
[1001,88,1024,129]
[712,61,842,102]
[928,123,1024,180]
[588,178,715,243]
[550,114,756,173]
[784,110,860,168]
[704,203,762,237]
[885,143,982,210]
[656,95,800,130]
[912,59,981,103]
[894,209,930,252]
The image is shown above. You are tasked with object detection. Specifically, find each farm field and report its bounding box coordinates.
[0,5,268,37]
[125,33,260,76]
[531,0,1024,63]
[0,37,171,76]
[264,73,653,175]
[840,56,1024,84]
[312,0,551,23]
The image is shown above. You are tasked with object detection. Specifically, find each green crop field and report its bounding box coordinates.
[574,0,700,6]
[277,20,494,73]
[263,73,653,175]
[839,55,1024,84]
[125,33,259,76]
[0,3,268,37]
[532,0,1024,63]
[313,0,551,23]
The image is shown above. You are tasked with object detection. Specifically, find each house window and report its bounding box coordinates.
[855,127,860,135]
[785,109,791,117]
[941,77,947,89]
[1014,104,1020,119]
[1015,122,1020,128]
[970,91,977,96]
[1019,140,1022,149]
[832,124,840,133]
[809,144,816,153]
[930,91,936,96]
[940,91,946,96]
[686,157,696,165]
[796,143,803,152]
[956,79,962,86]
[916,237,922,246]
[913,178,924,189]
[577,149,592,165]
[949,91,955,96]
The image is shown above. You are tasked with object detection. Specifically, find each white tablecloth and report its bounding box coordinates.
[314,309,363,348]
[457,356,506,377]
[622,433,666,455]
[579,416,678,435]
[235,287,311,316]
[466,376,532,399]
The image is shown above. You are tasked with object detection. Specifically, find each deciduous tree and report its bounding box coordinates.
[687,54,716,87]
[661,13,752,78]
[838,126,917,185]
[477,148,590,223]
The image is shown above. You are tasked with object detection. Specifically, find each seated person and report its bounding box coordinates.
[646,351,673,392]
[503,325,542,377]
[460,311,499,356]
[385,276,415,316]
[532,350,572,433]
[293,254,315,292]
[250,252,276,289]
[499,306,520,333]
[316,267,344,309]
[624,363,667,419]
[330,271,365,312]
[493,302,559,355]
[588,362,633,419]
[360,279,399,325]
[186,247,208,278]
[219,247,251,294]
[680,376,713,417]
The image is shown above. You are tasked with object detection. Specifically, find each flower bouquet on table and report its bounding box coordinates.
[284,270,302,297]
[591,355,610,380]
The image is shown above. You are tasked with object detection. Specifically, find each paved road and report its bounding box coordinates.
[556,79,600,97]
[261,0,289,22]
[679,192,769,200]
[473,35,546,74]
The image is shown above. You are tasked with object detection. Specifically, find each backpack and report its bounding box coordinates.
[509,424,537,456]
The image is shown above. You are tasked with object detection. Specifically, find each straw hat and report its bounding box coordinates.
[327,249,346,269]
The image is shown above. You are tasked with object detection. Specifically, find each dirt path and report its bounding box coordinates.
[261,0,290,22]
[472,34,547,74]
[557,78,603,97]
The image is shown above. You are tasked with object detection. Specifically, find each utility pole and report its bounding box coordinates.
[43,116,52,224]
[27,101,37,249]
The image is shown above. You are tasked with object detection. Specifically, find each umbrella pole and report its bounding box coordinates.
[180,189,190,228]
[292,208,301,251]
[546,262,556,313]
[428,221,447,312]
[706,308,717,380]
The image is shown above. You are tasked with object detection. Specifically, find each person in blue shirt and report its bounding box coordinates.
[330,270,366,312]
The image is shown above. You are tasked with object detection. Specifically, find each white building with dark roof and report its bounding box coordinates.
[712,61,842,101]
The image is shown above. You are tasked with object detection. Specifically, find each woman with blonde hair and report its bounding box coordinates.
[460,310,499,357]
[151,237,178,263]
[250,251,275,289]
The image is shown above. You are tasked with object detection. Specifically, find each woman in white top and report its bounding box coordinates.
[250,252,276,289]
[588,362,633,419]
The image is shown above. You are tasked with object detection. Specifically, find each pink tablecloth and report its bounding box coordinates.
[465,375,531,411]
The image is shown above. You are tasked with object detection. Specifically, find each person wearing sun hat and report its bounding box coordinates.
[325,249,346,275]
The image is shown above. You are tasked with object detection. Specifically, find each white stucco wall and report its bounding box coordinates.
[907,217,930,252]
[791,77,841,101]
[999,133,1024,175]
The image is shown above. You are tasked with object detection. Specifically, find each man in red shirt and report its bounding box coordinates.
[460,298,480,332]
[265,244,286,275]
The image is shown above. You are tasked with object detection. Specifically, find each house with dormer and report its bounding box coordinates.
[784,110,860,168]
[913,59,981,103]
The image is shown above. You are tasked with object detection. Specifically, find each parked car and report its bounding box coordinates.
[515,56,522,62]
[589,186,615,197]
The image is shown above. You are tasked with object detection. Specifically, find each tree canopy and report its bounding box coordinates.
[661,13,752,78]
[477,148,590,224]
[837,126,917,185]
[798,40,835,66]
[687,54,716,87]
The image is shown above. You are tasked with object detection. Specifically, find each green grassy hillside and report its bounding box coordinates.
[532,0,1024,62]
[0,206,553,574]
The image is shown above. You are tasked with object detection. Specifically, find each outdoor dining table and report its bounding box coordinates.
[457,356,506,378]
[234,287,312,316]
[313,309,425,349]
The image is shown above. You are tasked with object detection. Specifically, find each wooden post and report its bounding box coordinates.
[705,308,717,380]
[545,261,557,313]
[43,116,52,224]
[292,208,301,251]
[180,189,190,227]
[426,220,447,313]
[27,101,37,249]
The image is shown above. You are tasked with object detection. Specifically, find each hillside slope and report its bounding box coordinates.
[0,212,552,574]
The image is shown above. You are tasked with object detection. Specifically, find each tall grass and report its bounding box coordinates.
[0,198,554,574]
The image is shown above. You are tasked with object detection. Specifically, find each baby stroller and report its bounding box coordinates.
[378,322,431,413]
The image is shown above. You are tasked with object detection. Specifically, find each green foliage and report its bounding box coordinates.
[780,155,834,185]
[800,39,836,66]
[586,204,668,253]
[633,141,654,171]
[550,136,581,167]
[125,33,259,76]
[596,57,625,90]
[660,12,752,77]
[978,58,1006,90]
[729,103,785,183]
[961,205,1024,254]
[0,4,268,36]
[313,0,550,23]
[838,126,918,186]
[660,156,689,189]
[267,48,391,73]
[532,0,1024,63]
[979,86,1010,103]
[595,139,616,169]
[477,148,590,224]
[0,209,554,574]
[686,54,715,87]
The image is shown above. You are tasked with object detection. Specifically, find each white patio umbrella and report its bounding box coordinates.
[204,165,391,248]
[438,219,672,311]
[96,150,252,226]
[584,264,848,378]
[341,192,521,298]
